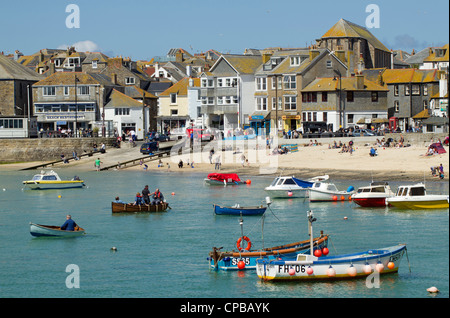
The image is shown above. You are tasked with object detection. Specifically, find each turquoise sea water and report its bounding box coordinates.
[0,169,448,299]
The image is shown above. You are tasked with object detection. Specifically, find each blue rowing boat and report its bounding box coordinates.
[213,204,267,216]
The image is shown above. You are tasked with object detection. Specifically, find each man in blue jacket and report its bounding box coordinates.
[61,215,77,231]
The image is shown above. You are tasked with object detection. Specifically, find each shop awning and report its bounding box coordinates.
[412,109,430,119]
[249,112,269,122]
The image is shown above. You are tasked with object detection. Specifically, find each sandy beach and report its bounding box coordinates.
[3,138,448,182]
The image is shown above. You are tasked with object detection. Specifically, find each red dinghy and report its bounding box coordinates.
[204,173,247,185]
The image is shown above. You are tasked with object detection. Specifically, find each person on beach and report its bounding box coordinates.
[215,156,221,170]
[61,215,77,231]
[95,158,102,171]
[151,189,164,205]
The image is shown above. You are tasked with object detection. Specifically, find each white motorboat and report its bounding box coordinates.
[386,183,449,209]
[264,175,329,198]
[308,182,355,202]
[352,182,395,207]
[23,170,85,190]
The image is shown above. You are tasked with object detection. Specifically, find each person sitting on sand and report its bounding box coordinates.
[369,147,377,157]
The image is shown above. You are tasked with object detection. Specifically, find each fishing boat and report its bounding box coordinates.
[385,183,449,209]
[204,173,248,185]
[264,175,329,198]
[256,211,407,281]
[29,223,85,237]
[111,201,169,213]
[213,204,267,216]
[209,198,329,271]
[256,244,407,281]
[308,182,355,202]
[351,182,395,207]
[209,232,329,271]
[23,170,85,190]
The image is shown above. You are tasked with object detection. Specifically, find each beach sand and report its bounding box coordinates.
[4,140,448,182]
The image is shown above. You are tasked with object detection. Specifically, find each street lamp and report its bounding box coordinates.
[333,69,342,129]
[74,74,79,137]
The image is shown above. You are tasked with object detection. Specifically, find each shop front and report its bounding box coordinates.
[249,112,270,135]
[282,114,301,132]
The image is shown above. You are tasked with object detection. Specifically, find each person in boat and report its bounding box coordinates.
[133,192,147,206]
[151,188,164,205]
[142,185,150,204]
[114,196,126,204]
[61,215,77,231]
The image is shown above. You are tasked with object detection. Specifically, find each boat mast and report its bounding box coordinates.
[307,210,316,256]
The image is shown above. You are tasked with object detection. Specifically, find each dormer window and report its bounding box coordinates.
[125,77,135,85]
[92,60,98,69]
[290,56,300,66]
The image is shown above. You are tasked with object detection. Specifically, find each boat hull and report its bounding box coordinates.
[386,196,449,209]
[23,181,85,190]
[264,188,308,198]
[209,235,329,271]
[352,197,388,207]
[30,223,85,237]
[213,204,266,216]
[309,189,354,202]
[204,179,245,186]
[111,202,169,213]
[256,245,406,281]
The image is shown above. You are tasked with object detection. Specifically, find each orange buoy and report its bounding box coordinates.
[376,262,384,273]
[387,261,395,269]
[332,195,338,201]
[340,196,345,201]
[237,261,245,270]
[306,266,314,275]
[347,265,357,277]
[246,180,251,185]
[322,247,329,256]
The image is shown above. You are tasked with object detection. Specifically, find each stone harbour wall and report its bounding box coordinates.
[0,138,116,163]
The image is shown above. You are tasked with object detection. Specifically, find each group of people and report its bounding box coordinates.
[114,185,165,206]
[430,164,444,179]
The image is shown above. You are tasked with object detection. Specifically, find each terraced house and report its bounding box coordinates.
[252,48,347,133]
[200,54,263,132]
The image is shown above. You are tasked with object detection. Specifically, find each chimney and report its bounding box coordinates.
[357,53,365,74]
[176,52,183,62]
[262,52,272,64]
[356,74,364,90]
[49,62,56,75]
[309,49,320,61]
[111,73,117,85]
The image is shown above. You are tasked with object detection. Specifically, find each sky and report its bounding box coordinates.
[0,0,448,61]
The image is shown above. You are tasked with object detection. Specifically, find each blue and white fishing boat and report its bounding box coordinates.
[209,198,329,271]
[264,175,329,198]
[256,211,407,281]
[213,204,267,216]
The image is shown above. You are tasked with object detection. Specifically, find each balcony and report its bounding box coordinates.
[201,104,239,115]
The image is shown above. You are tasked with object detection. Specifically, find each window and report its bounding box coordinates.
[348,114,354,124]
[201,78,214,88]
[405,85,410,96]
[272,97,276,110]
[217,79,223,87]
[284,96,297,110]
[283,75,296,89]
[256,97,267,111]
[115,108,130,116]
[394,100,399,112]
[423,100,428,109]
[43,87,55,96]
[412,84,420,95]
[125,77,135,85]
[423,85,428,96]
[371,92,378,102]
[313,112,317,121]
[92,60,98,69]
[290,56,300,66]
[347,91,354,102]
[170,93,177,104]
[256,77,267,91]
[271,76,282,90]
[394,85,399,96]
[326,60,332,69]
[323,112,327,122]
[322,92,328,102]
[78,86,89,95]
[64,86,69,96]
[171,109,178,116]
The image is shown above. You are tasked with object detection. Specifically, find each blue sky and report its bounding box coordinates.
[0,0,448,60]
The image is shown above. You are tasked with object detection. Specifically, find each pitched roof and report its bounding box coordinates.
[159,77,200,97]
[423,44,449,63]
[321,19,390,52]
[33,72,101,86]
[105,89,144,108]
[302,75,388,92]
[382,69,439,84]
[0,54,44,81]
[213,54,263,75]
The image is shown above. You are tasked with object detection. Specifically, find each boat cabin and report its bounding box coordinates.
[32,171,61,181]
[356,182,390,193]
[313,182,339,192]
[270,177,298,187]
[396,184,426,197]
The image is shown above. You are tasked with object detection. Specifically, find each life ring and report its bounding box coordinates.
[236,236,252,251]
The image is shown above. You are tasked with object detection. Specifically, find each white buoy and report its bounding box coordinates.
[111,247,117,251]
[427,286,439,293]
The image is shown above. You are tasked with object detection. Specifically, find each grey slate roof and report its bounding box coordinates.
[0,54,43,81]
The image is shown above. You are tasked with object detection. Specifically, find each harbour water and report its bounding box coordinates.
[0,169,448,299]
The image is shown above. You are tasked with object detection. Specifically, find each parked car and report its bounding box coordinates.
[352,129,376,136]
[140,141,159,154]
[146,132,170,142]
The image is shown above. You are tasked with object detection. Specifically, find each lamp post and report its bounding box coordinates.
[74,74,79,137]
[333,69,342,129]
